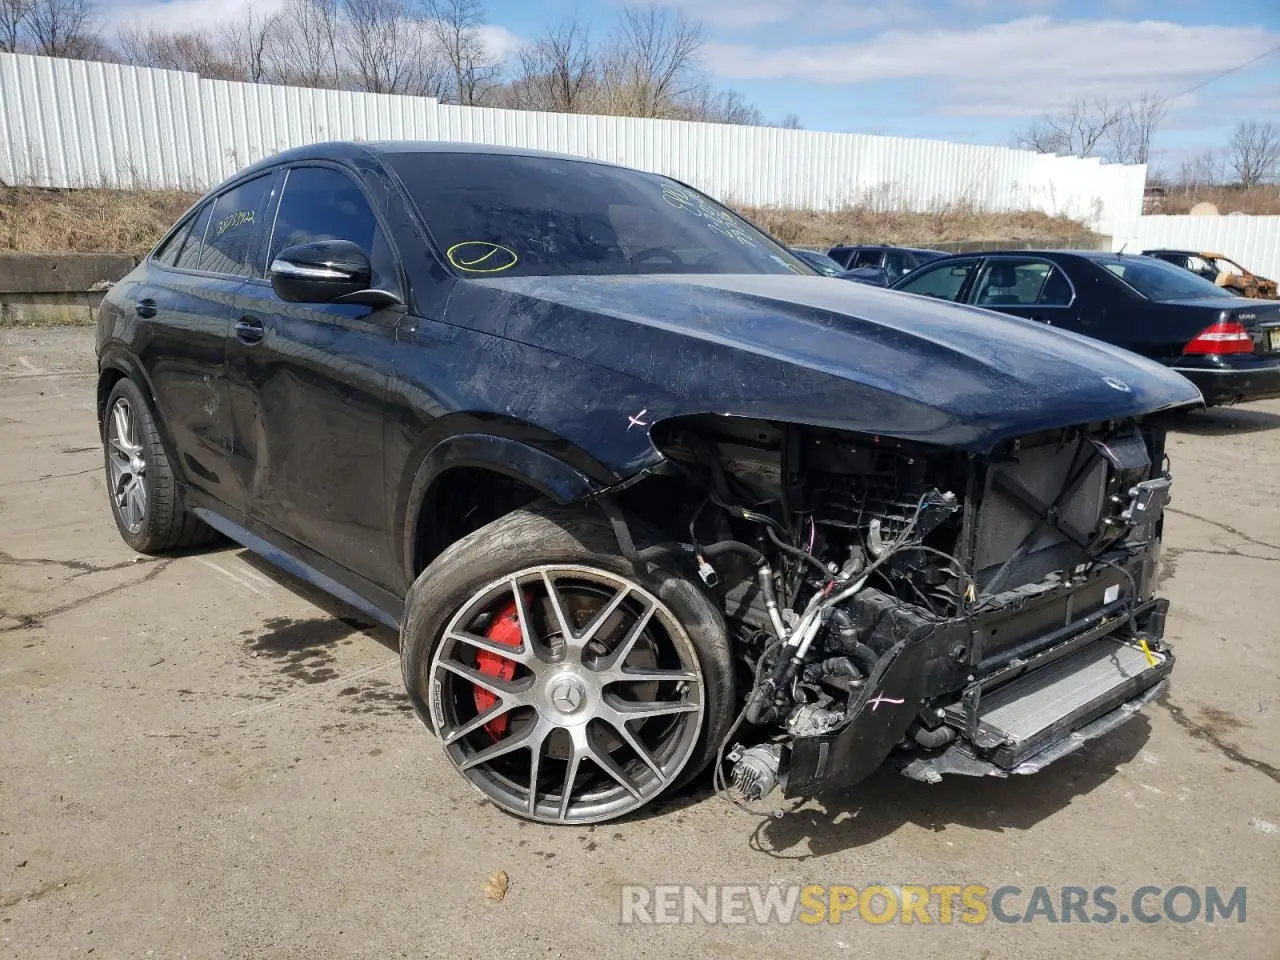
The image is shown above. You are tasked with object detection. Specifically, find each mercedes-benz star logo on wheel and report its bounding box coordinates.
[1102,376,1131,392]
[550,678,585,714]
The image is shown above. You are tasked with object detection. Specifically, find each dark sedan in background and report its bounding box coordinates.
[826,244,946,283]
[790,247,846,276]
[889,250,1280,405]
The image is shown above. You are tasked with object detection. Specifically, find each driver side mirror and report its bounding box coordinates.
[269,240,402,308]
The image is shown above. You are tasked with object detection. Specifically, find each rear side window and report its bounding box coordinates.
[173,204,213,271]
[852,249,883,269]
[972,259,1056,307]
[897,260,976,301]
[200,174,274,277]
[269,166,398,291]
[153,214,194,267]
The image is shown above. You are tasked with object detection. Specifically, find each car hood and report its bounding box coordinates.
[457,273,1202,454]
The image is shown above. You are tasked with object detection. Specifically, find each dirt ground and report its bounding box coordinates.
[2,327,1278,959]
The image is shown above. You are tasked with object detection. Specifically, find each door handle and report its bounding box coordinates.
[234,316,265,345]
[134,298,157,318]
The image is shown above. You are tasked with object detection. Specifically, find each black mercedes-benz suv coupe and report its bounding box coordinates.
[98,142,1200,824]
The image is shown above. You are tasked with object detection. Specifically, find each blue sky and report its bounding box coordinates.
[103,0,1280,174]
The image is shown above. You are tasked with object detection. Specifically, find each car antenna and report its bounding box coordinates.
[1118,242,1129,255]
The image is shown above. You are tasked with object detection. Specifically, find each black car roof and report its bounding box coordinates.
[920,249,1128,261]
[226,139,624,181]
[829,244,944,255]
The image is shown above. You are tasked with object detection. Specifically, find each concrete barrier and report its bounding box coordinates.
[0,252,136,325]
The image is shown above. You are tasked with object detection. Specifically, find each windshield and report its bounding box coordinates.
[388,152,807,278]
[792,249,844,276]
[1097,256,1235,302]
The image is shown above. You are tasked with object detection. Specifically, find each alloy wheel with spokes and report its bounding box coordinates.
[428,564,706,824]
[107,396,148,533]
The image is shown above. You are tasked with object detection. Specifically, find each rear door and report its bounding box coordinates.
[225,163,405,591]
[130,198,246,513]
[965,256,1082,329]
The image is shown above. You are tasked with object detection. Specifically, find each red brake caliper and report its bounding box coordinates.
[474,601,522,740]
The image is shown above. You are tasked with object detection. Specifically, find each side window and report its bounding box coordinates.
[1183,255,1216,279]
[269,166,398,291]
[1038,267,1074,306]
[882,250,910,282]
[153,214,194,267]
[852,249,883,269]
[972,259,1054,307]
[897,260,976,301]
[173,204,213,272]
[200,174,274,277]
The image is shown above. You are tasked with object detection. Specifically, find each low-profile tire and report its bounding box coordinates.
[102,377,218,554]
[401,502,735,824]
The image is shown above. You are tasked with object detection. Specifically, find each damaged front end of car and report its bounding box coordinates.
[609,411,1175,802]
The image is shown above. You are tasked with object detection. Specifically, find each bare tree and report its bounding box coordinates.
[777,113,803,130]
[1176,148,1225,190]
[423,0,502,105]
[1107,92,1166,166]
[602,4,702,118]
[22,0,96,57]
[679,86,761,125]
[220,3,278,83]
[513,17,596,113]
[117,25,241,77]
[1,0,29,52]
[1016,98,1124,158]
[271,0,342,89]
[1227,120,1280,188]
[344,0,446,95]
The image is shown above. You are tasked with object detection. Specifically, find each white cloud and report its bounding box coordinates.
[702,17,1280,117]
[651,0,923,32]
[102,0,288,34]
[475,23,525,64]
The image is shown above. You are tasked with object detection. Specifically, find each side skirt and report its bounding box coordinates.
[189,499,404,631]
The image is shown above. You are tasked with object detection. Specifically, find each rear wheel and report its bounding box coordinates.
[102,378,217,553]
[400,505,734,824]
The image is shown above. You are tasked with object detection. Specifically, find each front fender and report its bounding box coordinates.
[398,431,602,580]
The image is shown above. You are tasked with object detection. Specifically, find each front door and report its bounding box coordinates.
[225,164,405,591]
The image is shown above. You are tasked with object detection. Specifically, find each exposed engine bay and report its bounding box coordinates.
[611,413,1176,804]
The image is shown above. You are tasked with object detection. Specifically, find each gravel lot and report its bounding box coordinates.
[2,326,1279,959]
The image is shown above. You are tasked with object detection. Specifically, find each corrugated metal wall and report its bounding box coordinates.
[2,51,1146,239]
[1132,216,1280,283]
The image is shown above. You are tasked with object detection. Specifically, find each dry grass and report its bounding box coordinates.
[734,203,1100,249]
[0,185,200,256]
[1154,185,1280,216]
[0,184,1101,256]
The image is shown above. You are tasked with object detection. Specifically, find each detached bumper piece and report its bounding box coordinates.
[900,638,1172,784]
[779,587,1171,796]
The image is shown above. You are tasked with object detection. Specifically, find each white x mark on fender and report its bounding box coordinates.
[868,694,905,711]
[627,408,649,430]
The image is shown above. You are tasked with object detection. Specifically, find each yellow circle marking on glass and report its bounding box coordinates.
[447,241,519,273]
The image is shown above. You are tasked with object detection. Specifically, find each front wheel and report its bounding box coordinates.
[400,505,734,824]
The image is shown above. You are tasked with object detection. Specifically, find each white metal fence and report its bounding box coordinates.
[1128,215,1280,285]
[1,51,1147,240]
